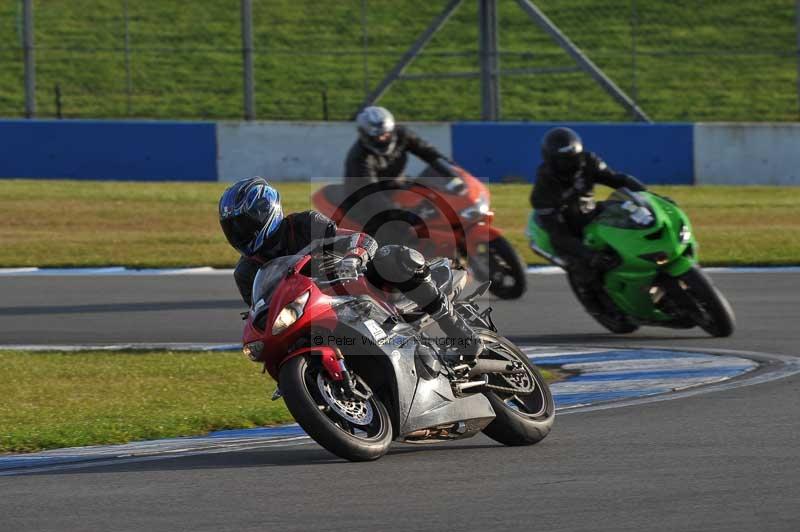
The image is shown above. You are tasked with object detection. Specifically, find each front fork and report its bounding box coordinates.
[318,347,370,401]
[280,346,369,401]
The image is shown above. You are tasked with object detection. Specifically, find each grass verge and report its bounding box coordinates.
[1,180,798,268]
[0,349,559,454]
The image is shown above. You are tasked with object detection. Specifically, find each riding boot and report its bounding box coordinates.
[368,245,483,361]
[423,295,483,362]
[569,258,610,317]
[573,281,606,316]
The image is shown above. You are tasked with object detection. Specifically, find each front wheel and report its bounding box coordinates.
[472,237,527,300]
[679,266,736,337]
[279,355,393,462]
[477,331,555,446]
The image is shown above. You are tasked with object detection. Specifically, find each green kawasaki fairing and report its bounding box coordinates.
[527,190,698,323]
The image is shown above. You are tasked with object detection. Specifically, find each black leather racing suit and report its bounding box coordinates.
[342,125,454,226]
[530,152,646,264]
[530,153,646,316]
[234,211,337,305]
[233,210,480,359]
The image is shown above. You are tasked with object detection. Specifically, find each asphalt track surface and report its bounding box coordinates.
[1,272,799,531]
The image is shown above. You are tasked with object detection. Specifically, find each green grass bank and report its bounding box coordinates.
[0,0,796,121]
[0,349,559,453]
[1,180,798,268]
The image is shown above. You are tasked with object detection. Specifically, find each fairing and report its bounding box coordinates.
[244,253,495,440]
[528,191,700,321]
[312,167,501,262]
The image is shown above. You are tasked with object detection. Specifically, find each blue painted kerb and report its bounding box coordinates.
[0,119,218,181]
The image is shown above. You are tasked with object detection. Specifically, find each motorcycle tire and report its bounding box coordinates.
[679,266,736,337]
[478,331,555,446]
[485,237,527,300]
[566,273,639,334]
[279,355,393,462]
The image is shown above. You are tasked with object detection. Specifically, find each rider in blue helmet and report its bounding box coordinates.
[219,176,286,257]
[220,177,338,304]
[219,176,482,361]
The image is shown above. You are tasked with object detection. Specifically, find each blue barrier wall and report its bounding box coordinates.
[0,120,217,181]
[452,122,694,185]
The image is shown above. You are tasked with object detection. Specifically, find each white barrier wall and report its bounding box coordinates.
[217,121,452,182]
[694,123,800,185]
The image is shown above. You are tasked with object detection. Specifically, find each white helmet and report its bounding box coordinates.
[356,106,397,155]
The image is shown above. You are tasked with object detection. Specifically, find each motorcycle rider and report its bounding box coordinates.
[530,127,648,315]
[219,176,481,361]
[342,106,459,228]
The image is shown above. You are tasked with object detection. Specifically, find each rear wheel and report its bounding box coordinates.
[279,355,393,462]
[567,273,639,334]
[472,238,527,300]
[679,266,735,337]
[478,332,555,446]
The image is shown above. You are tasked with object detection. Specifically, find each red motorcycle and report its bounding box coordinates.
[241,240,554,462]
[311,165,527,300]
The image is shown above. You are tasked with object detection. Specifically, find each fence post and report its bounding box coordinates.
[123,0,133,115]
[361,0,369,99]
[630,0,639,120]
[241,0,256,120]
[478,0,501,121]
[54,84,62,119]
[796,0,800,117]
[22,0,35,118]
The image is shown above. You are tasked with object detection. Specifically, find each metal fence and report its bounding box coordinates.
[1,0,798,122]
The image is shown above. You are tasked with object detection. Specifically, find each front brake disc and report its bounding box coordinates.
[316,373,374,426]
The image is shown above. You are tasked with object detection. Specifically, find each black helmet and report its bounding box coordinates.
[356,106,397,156]
[541,127,584,179]
[219,177,283,256]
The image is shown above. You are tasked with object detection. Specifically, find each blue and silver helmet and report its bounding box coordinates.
[219,177,284,256]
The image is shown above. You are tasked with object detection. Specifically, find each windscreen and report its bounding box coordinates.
[250,255,304,311]
[594,190,656,229]
[414,174,467,195]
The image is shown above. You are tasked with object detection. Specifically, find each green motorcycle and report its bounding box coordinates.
[527,188,735,337]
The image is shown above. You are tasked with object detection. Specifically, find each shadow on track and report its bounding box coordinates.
[25,442,504,477]
[0,299,244,316]
[506,332,708,346]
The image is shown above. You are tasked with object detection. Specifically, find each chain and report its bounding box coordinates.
[483,382,535,395]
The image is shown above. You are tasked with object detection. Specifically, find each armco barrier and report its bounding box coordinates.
[451,122,694,185]
[216,121,451,182]
[0,120,217,181]
[694,123,800,185]
[3,119,797,185]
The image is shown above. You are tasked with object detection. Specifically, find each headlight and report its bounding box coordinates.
[679,224,692,243]
[242,341,264,361]
[271,290,310,335]
[460,194,490,221]
[639,251,670,265]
